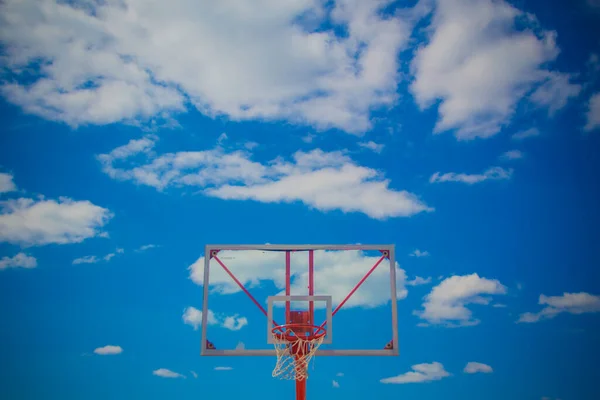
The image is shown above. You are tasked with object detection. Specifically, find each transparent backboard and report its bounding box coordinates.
[199,245,399,356]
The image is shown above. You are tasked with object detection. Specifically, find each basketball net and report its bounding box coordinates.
[271,334,325,381]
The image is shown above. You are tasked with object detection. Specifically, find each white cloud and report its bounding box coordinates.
[500,150,524,160]
[0,197,112,246]
[0,252,37,270]
[190,371,198,379]
[217,133,228,145]
[493,303,507,308]
[235,342,245,350]
[214,367,233,371]
[73,248,122,264]
[410,0,565,139]
[244,142,259,151]
[463,362,493,374]
[136,244,158,252]
[189,249,407,309]
[410,249,430,257]
[332,380,340,388]
[512,127,540,140]
[406,276,432,286]
[0,173,17,193]
[587,53,600,73]
[517,292,600,323]
[430,167,512,185]
[182,306,247,331]
[93,345,123,355]
[415,273,507,326]
[98,136,432,220]
[302,134,316,144]
[584,92,600,132]
[358,141,385,153]
[336,372,344,377]
[153,368,185,378]
[222,315,249,331]
[380,362,450,384]
[0,0,418,134]
[73,256,100,265]
[529,72,582,115]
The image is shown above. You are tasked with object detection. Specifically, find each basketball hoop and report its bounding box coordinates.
[271,324,326,381]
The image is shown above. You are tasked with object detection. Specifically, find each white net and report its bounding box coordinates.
[271,334,325,381]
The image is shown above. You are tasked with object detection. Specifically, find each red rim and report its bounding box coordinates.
[272,324,327,342]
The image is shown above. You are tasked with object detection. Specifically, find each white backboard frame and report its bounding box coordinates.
[200,244,399,357]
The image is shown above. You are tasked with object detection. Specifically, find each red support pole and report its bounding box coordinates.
[296,378,306,400]
[286,251,291,323]
[308,250,314,324]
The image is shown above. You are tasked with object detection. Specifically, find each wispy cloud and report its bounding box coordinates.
[430,167,512,185]
[153,368,185,378]
[406,276,432,286]
[332,380,340,388]
[214,367,233,371]
[358,141,385,153]
[73,248,123,265]
[512,128,540,140]
[517,292,600,323]
[380,362,450,384]
[500,150,524,160]
[136,244,158,252]
[584,92,600,132]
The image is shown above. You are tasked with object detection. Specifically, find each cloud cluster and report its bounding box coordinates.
[411,0,577,139]
[380,362,450,384]
[415,273,507,326]
[517,292,600,323]
[430,167,512,185]
[182,306,248,331]
[0,252,37,270]
[0,197,112,246]
[98,136,432,219]
[0,0,418,133]
[410,249,430,257]
[189,249,407,309]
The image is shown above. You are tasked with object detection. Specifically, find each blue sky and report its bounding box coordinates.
[1,0,600,399]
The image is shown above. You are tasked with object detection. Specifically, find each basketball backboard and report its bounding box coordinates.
[199,244,399,357]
